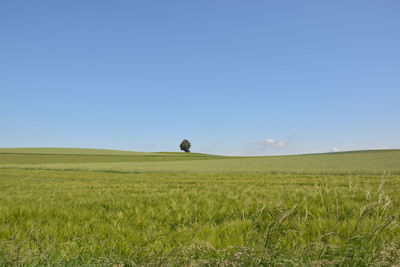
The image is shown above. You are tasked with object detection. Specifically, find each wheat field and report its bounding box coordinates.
[0,148,399,266]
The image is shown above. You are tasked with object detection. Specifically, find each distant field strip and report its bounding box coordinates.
[0,152,220,165]
[0,147,146,155]
[2,149,399,174]
[0,147,214,156]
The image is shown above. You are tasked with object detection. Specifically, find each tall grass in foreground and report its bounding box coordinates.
[0,169,399,266]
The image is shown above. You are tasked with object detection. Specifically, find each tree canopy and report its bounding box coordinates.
[180,139,191,153]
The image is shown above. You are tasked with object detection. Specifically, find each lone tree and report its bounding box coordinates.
[180,139,191,153]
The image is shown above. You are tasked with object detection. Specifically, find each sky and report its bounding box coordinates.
[1,0,399,156]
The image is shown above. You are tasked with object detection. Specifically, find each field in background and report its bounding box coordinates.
[1,148,399,174]
[0,147,214,156]
[1,148,399,265]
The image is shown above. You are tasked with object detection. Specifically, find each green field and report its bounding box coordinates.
[1,148,400,266]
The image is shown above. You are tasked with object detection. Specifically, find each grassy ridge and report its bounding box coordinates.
[2,149,399,174]
[0,147,213,156]
[0,147,146,155]
[0,147,220,165]
[0,153,220,165]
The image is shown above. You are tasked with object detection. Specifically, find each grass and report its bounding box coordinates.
[0,147,147,155]
[2,149,399,174]
[0,147,214,156]
[0,148,399,266]
[0,152,219,165]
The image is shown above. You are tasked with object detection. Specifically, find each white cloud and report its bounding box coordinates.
[331,146,339,152]
[241,138,289,155]
[257,139,288,148]
[275,141,288,148]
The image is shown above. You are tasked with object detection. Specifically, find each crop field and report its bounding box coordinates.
[1,148,400,266]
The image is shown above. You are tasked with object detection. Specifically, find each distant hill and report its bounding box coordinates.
[0,148,399,174]
[0,147,217,157]
[0,147,145,155]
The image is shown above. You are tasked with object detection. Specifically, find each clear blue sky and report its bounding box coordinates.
[1,1,399,155]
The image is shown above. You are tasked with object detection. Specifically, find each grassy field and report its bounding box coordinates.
[2,149,399,174]
[1,148,400,266]
[0,152,219,165]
